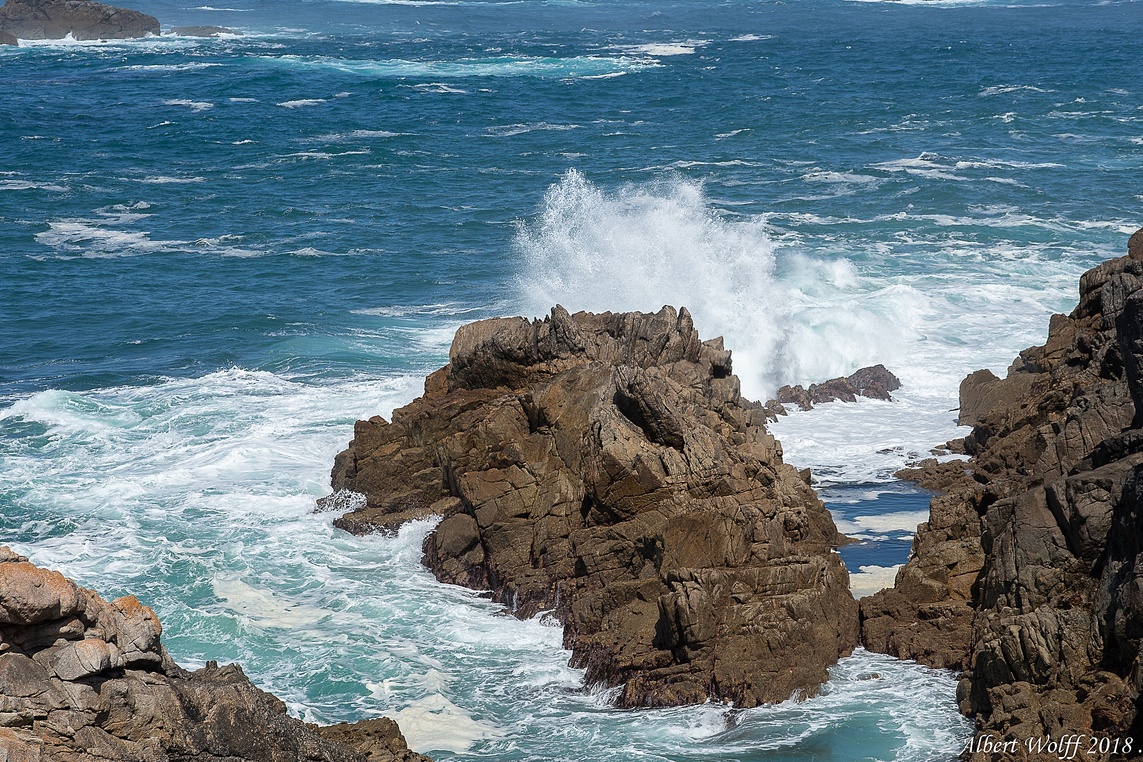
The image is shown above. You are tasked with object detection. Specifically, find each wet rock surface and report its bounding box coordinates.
[0,547,430,762]
[330,305,858,708]
[861,228,1143,759]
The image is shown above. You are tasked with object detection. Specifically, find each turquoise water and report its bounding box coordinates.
[2,0,1141,758]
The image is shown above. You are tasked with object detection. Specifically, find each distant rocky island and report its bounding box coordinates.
[0,0,234,43]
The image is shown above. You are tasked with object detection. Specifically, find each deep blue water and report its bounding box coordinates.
[2,0,1141,758]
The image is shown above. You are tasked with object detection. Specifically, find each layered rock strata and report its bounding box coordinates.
[330,306,859,708]
[861,229,1143,757]
[0,547,429,762]
[0,0,158,40]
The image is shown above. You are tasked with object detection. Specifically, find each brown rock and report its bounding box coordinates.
[0,0,159,40]
[0,548,431,762]
[318,717,432,762]
[863,228,1143,755]
[329,305,858,708]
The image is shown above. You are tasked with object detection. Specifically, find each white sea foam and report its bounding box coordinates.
[486,122,581,137]
[385,694,506,753]
[257,53,658,79]
[277,98,327,108]
[850,565,901,598]
[212,576,330,629]
[619,42,704,56]
[0,180,68,191]
[163,98,214,111]
[835,509,931,537]
[140,175,208,184]
[35,220,182,258]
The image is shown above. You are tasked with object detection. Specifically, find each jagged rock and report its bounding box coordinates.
[862,228,1143,759]
[170,25,235,36]
[329,305,859,708]
[0,547,430,762]
[0,28,15,42]
[769,364,901,412]
[318,718,432,762]
[0,0,159,40]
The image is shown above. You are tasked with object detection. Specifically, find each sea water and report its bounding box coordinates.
[2,0,1141,758]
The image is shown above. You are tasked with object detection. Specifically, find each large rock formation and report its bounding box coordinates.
[0,546,430,762]
[329,306,858,708]
[861,228,1143,758]
[0,0,158,40]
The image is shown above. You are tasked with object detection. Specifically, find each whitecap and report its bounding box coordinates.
[277,98,327,108]
[163,98,214,111]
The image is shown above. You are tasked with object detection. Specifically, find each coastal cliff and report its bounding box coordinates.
[0,547,429,762]
[329,305,859,708]
[861,228,1143,758]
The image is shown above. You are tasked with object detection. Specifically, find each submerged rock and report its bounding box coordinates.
[767,363,901,414]
[0,0,159,40]
[0,546,430,762]
[861,228,1143,757]
[329,305,858,708]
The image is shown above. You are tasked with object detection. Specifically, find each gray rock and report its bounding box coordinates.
[170,24,235,36]
[0,0,159,40]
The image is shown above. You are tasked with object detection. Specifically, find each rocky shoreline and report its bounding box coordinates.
[0,546,430,761]
[862,227,1143,759]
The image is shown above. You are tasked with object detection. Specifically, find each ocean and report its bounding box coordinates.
[1,0,1140,758]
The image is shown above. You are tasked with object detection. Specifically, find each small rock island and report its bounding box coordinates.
[329,305,860,708]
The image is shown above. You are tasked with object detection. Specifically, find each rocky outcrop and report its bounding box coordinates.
[330,305,859,708]
[0,0,159,40]
[0,546,430,762]
[861,228,1143,758]
[170,25,235,37]
[0,29,16,43]
[767,363,901,414]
